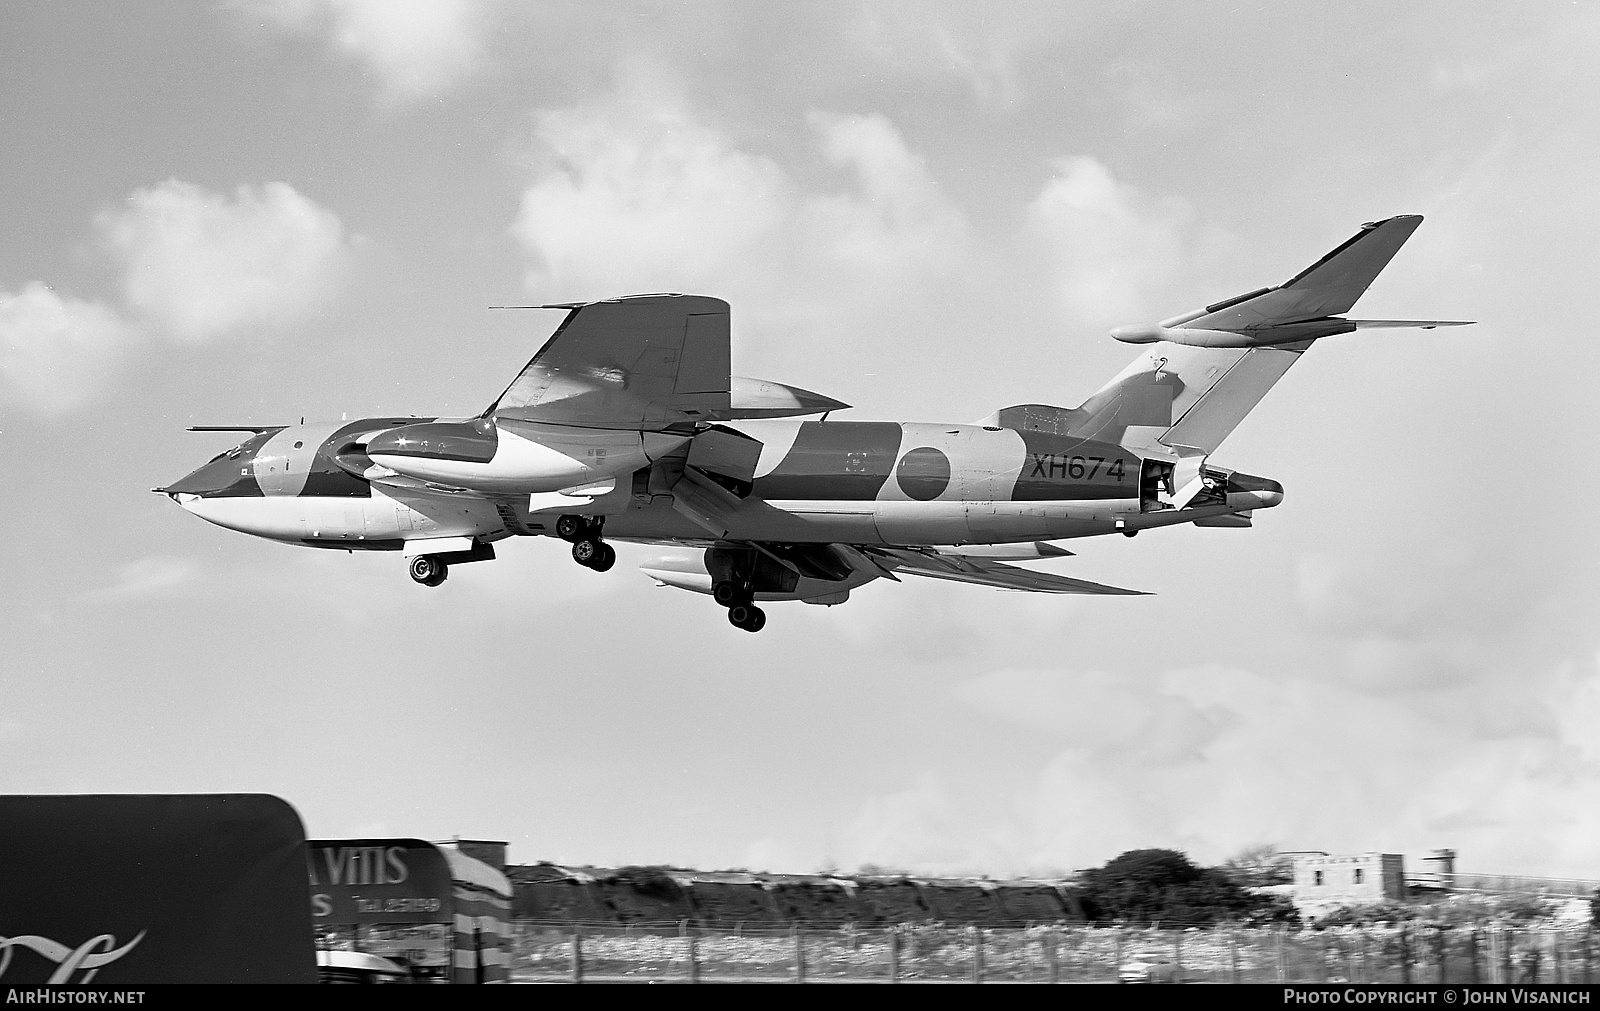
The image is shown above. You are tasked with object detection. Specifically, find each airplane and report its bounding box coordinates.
[159,214,1470,632]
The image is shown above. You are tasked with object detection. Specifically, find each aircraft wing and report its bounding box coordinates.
[490,294,731,429]
[1177,215,1425,332]
[863,546,1146,595]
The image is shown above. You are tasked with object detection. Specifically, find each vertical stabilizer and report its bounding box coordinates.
[1064,215,1435,455]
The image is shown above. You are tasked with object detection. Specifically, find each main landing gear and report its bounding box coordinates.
[557,514,615,572]
[713,577,766,633]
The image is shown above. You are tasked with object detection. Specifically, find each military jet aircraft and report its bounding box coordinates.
[161,214,1469,631]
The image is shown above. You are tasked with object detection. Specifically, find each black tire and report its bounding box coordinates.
[589,543,616,572]
[745,606,766,632]
[572,538,600,565]
[409,555,447,586]
[727,604,752,627]
[555,514,586,542]
[713,580,739,607]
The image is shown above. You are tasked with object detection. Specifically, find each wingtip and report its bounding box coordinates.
[1364,213,1424,229]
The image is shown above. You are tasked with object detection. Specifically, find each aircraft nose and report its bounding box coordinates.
[160,442,266,499]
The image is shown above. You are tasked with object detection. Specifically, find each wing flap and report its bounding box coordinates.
[867,547,1145,595]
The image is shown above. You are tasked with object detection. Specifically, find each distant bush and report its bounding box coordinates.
[1312,893,1562,929]
[1312,902,1419,928]
[610,866,685,902]
[1221,844,1295,888]
[1077,849,1289,927]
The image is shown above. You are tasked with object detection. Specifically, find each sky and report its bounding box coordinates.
[2,1,1597,880]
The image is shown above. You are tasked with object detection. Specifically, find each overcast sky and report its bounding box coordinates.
[3,1,1597,880]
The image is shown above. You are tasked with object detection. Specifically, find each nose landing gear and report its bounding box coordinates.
[558,514,615,572]
[408,554,448,587]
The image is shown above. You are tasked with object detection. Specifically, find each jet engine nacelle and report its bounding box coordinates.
[366,418,682,493]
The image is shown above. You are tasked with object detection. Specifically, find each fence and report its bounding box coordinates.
[1443,874,1600,899]
[509,921,1599,984]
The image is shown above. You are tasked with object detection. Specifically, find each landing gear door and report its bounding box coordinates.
[1139,454,1207,511]
[1139,459,1173,512]
[1168,453,1207,509]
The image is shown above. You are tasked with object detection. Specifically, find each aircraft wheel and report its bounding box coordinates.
[556,514,587,542]
[409,555,448,586]
[571,538,601,566]
[713,580,739,607]
[589,543,616,572]
[1122,530,1138,538]
[727,604,766,632]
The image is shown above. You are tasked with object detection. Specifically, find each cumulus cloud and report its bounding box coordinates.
[843,777,992,873]
[89,556,203,599]
[511,91,970,297]
[511,95,791,295]
[0,283,139,415]
[507,87,1018,409]
[846,5,1079,107]
[509,84,1196,372]
[954,667,1234,767]
[249,0,494,101]
[3,180,353,415]
[799,110,968,277]
[1026,156,1196,325]
[837,656,1600,877]
[98,180,352,342]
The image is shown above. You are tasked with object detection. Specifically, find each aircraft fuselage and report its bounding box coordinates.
[163,416,1281,551]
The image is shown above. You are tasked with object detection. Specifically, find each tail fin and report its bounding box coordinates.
[1057,214,1465,455]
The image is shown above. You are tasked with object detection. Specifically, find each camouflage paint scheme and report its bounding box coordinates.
[163,216,1467,626]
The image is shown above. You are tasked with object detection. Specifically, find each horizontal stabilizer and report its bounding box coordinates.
[1070,215,1465,454]
[1175,215,1424,332]
[187,425,281,434]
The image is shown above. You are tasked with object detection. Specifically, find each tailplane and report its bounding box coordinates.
[997,215,1470,457]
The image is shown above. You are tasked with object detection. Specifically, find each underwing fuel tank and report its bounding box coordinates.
[365,418,680,493]
[639,547,866,604]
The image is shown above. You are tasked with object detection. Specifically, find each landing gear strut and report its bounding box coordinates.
[408,554,448,587]
[713,576,766,633]
[559,514,615,572]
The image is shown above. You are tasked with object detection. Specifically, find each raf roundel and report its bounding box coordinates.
[896,446,951,501]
